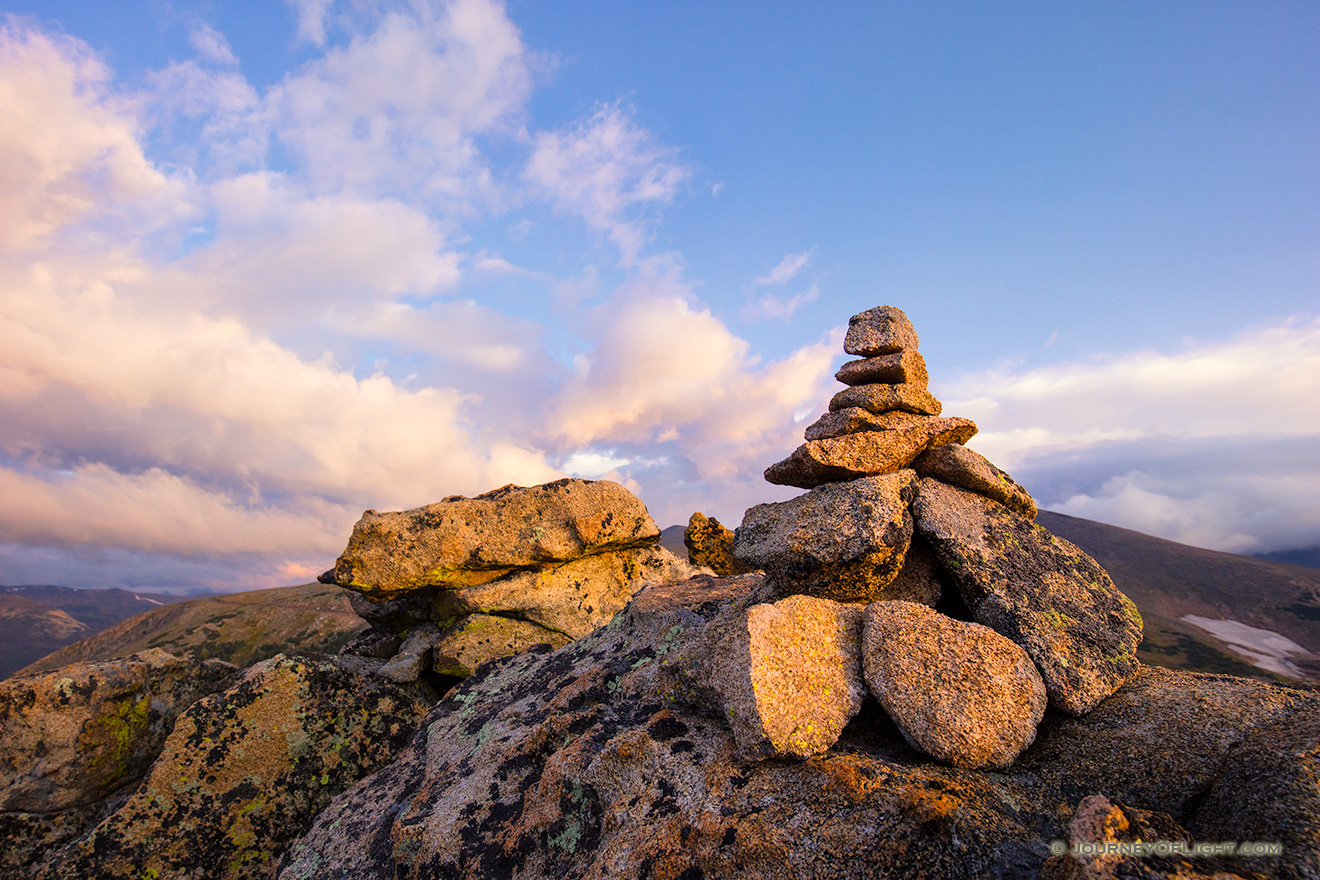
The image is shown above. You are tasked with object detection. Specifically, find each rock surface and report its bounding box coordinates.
[861,601,1046,768]
[37,653,428,880]
[913,443,1037,519]
[278,576,1320,880]
[735,472,917,602]
[0,650,236,874]
[843,304,920,356]
[829,382,943,416]
[765,418,975,488]
[912,479,1143,714]
[679,594,866,759]
[436,544,693,639]
[320,479,661,598]
[835,350,929,388]
[684,512,754,576]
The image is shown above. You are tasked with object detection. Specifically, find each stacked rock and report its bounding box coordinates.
[687,305,1143,770]
[321,479,696,685]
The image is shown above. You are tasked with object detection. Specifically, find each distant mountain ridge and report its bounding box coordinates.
[0,585,197,678]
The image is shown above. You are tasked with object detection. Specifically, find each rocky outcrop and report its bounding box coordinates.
[321,479,697,686]
[861,601,1046,768]
[278,575,1320,880]
[0,650,236,874]
[684,512,754,576]
[320,479,661,598]
[38,653,429,880]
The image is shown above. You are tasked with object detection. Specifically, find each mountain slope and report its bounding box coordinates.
[14,583,368,678]
[1037,510,1320,680]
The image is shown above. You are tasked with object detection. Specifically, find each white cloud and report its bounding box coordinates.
[524,103,690,264]
[187,23,239,66]
[287,0,334,46]
[744,283,820,322]
[754,250,812,286]
[266,0,532,202]
[942,317,1320,552]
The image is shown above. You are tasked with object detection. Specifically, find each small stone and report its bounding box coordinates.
[844,305,920,356]
[913,443,1037,519]
[862,601,1046,769]
[735,472,917,602]
[803,408,976,444]
[835,350,929,388]
[378,623,442,683]
[431,614,571,678]
[684,512,755,576]
[912,479,1143,715]
[830,383,943,416]
[765,418,976,489]
[696,595,866,760]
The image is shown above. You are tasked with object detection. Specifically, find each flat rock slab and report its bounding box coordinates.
[914,443,1037,519]
[431,614,572,678]
[438,545,695,639]
[686,595,866,760]
[735,472,917,602]
[912,479,1143,715]
[844,305,919,356]
[862,601,1046,769]
[803,408,976,444]
[830,383,942,416]
[320,479,661,599]
[835,350,929,388]
[766,418,976,488]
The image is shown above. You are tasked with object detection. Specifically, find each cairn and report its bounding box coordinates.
[684,305,1143,769]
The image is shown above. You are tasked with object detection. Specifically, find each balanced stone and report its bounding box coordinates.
[830,383,942,417]
[804,408,975,444]
[844,305,919,356]
[320,479,661,599]
[835,350,929,388]
[862,601,1047,769]
[911,479,1143,715]
[735,471,916,602]
[913,443,1037,519]
[692,595,866,759]
[885,536,943,607]
[765,417,976,489]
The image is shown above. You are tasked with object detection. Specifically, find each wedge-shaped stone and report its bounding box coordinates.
[835,350,929,388]
[766,417,976,488]
[913,443,1037,519]
[912,479,1143,715]
[844,305,919,356]
[862,601,1046,769]
[320,479,661,598]
[431,614,571,678]
[695,595,866,759]
[885,536,943,607]
[735,472,918,602]
[830,383,942,416]
[438,545,695,639]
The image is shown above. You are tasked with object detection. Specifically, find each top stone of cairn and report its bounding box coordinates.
[844,305,919,356]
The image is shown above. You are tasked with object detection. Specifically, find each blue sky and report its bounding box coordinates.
[1,0,1317,590]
